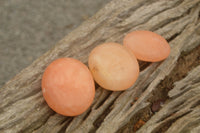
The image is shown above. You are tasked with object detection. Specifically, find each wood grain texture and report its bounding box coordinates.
[0,0,200,132]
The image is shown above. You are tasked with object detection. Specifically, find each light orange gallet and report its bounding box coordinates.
[88,43,139,91]
[123,30,170,62]
[42,58,95,116]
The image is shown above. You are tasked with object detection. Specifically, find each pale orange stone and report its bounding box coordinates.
[42,58,95,116]
[123,30,170,62]
[88,43,139,91]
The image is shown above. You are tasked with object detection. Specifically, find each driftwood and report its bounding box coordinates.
[0,0,200,132]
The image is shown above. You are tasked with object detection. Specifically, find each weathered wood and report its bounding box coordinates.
[137,65,200,133]
[0,0,200,132]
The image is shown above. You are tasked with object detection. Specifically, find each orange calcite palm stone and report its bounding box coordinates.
[123,30,170,62]
[88,43,139,91]
[42,58,95,116]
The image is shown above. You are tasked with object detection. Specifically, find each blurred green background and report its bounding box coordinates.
[0,0,111,87]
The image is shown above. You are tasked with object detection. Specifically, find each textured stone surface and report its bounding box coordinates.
[0,0,111,87]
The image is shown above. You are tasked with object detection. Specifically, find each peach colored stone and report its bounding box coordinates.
[88,43,139,91]
[42,58,95,116]
[123,30,170,62]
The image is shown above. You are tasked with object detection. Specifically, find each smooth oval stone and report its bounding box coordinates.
[42,58,95,116]
[123,30,170,62]
[88,43,139,91]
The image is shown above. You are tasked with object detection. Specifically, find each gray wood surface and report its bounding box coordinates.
[0,0,200,132]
